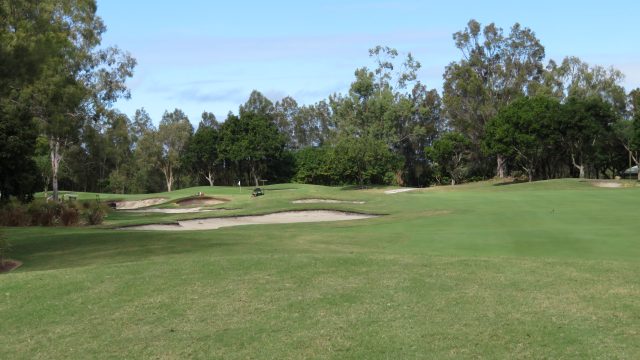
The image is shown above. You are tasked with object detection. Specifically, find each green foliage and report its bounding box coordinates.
[484,96,562,181]
[560,96,617,177]
[443,20,546,177]
[218,102,287,187]
[331,137,402,186]
[83,202,106,225]
[157,109,193,192]
[426,132,472,185]
[183,122,220,186]
[293,147,335,184]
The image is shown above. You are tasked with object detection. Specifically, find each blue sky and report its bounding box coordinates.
[97,0,640,125]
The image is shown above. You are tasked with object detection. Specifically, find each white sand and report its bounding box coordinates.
[384,188,418,194]
[591,182,623,188]
[177,198,227,206]
[115,198,167,210]
[292,199,365,204]
[120,210,376,231]
[125,207,218,214]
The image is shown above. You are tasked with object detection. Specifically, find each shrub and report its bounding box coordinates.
[84,202,107,225]
[35,202,63,226]
[0,231,10,269]
[0,200,30,226]
[60,203,80,226]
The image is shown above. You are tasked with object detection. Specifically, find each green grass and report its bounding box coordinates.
[2,179,640,358]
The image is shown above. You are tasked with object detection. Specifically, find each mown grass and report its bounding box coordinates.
[2,179,640,358]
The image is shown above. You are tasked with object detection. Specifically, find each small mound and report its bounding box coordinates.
[292,199,365,204]
[119,210,377,231]
[115,198,167,210]
[176,196,229,206]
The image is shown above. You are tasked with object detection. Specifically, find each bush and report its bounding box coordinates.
[0,230,10,269]
[84,202,107,225]
[32,201,63,226]
[0,200,30,226]
[60,203,80,226]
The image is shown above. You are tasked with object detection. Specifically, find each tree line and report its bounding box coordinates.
[1,2,639,202]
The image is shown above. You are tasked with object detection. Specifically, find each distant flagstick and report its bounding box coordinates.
[238,180,241,193]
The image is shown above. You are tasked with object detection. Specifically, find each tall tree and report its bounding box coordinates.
[2,0,135,201]
[273,96,299,148]
[184,115,220,186]
[542,57,627,113]
[218,110,286,187]
[239,90,274,116]
[158,109,193,192]
[560,97,616,178]
[443,19,545,178]
[484,96,561,182]
[426,132,472,185]
[199,111,219,129]
[131,108,154,145]
[615,89,640,180]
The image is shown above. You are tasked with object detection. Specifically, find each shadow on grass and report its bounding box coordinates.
[492,179,529,186]
[7,228,240,273]
[340,184,389,191]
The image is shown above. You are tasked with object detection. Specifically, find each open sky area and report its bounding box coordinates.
[97,0,640,126]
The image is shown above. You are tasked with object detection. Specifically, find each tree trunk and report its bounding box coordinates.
[49,138,62,202]
[451,178,456,186]
[162,166,173,192]
[205,170,215,186]
[43,176,49,200]
[249,163,259,187]
[496,155,506,178]
[570,153,585,179]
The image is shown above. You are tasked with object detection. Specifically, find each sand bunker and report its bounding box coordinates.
[292,199,365,204]
[114,198,167,210]
[384,188,418,194]
[592,182,623,188]
[125,207,218,214]
[120,210,376,231]
[176,196,228,206]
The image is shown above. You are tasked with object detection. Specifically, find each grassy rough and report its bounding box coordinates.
[2,179,640,358]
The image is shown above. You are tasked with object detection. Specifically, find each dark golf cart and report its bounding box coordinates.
[252,188,264,197]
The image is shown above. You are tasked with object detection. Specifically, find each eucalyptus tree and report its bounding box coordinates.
[542,57,627,113]
[184,113,221,186]
[443,19,546,178]
[0,0,135,200]
[239,90,274,116]
[329,46,441,185]
[131,108,154,145]
[273,96,299,148]
[158,109,193,192]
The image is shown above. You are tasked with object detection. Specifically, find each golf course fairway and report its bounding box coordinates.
[1,179,639,358]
